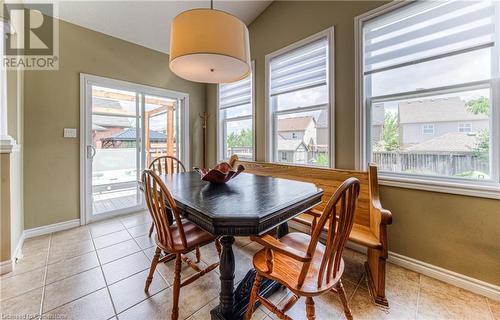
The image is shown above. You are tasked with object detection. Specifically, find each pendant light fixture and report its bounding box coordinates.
[169,0,251,84]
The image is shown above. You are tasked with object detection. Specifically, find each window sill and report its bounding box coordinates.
[379,174,500,200]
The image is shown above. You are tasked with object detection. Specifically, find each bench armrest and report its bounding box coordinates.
[371,199,392,225]
[250,235,311,262]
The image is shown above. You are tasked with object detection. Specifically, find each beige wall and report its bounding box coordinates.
[206,1,500,285]
[23,18,206,229]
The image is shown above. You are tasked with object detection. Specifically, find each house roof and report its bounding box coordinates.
[403,132,478,153]
[399,97,488,124]
[277,135,308,151]
[102,128,166,142]
[277,116,314,132]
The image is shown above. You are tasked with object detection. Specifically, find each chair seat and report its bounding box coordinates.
[156,220,215,252]
[253,232,344,295]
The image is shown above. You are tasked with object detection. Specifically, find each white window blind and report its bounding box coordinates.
[360,0,500,188]
[267,29,333,168]
[364,0,497,73]
[270,37,328,96]
[219,76,252,110]
[218,70,254,161]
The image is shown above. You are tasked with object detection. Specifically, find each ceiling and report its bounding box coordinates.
[52,1,272,54]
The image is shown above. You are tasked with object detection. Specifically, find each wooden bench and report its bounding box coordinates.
[235,160,392,306]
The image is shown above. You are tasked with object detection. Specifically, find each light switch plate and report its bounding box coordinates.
[63,128,77,138]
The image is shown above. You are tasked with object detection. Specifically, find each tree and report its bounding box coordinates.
[315,153,328,166]
[472,130,489,159]
[381,112,399,151]
[465,97,490,157]
[227,129,252,148]
[466,97,489,116]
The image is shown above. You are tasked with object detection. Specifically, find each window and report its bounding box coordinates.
[358,0,500,188]
[267,28,334,167]
[422,124,434,135]
[218,64,254,160]
[459,123,473,133]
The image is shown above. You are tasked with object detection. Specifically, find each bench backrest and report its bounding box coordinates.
[235,161,378,228]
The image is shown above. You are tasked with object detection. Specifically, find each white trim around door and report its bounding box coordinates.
[79,73,190,225]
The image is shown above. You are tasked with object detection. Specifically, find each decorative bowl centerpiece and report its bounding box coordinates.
[193,155,245,183]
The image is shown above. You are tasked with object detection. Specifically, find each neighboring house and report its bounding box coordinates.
[276,135,309,164]
[316,110,328,147]
[398,97,488,148]
[92,97,133,148]
[101,128,167,148]
[371,103,385,145]
[276,116,316,163]
[277,116,316,145]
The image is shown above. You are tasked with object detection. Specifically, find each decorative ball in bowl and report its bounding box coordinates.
[193,155,245,183]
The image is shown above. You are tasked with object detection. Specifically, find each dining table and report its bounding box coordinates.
[160,171,323,320]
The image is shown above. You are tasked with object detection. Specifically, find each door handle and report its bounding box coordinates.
[87,145,96,160]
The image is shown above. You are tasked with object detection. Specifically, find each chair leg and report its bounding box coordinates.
[244,274,263,320]
[305,297,315,320]
[215,237,222,256]
[171,254,182,320]
[145,247,161,292]
[336,280,353,320]
[195,246,201,263]
[148,222,154,237]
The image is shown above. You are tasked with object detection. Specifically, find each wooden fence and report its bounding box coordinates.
[372,151,489,177]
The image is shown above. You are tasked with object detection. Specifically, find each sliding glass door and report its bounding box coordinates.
[81,74,189,223]
[89,86,142,216]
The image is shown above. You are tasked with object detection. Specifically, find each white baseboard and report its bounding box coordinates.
[24,219,81,239]
[344,242,500,302]
[291,222,500,302]
[388,251,500,302]
[12,232,25,261]
[0,259,13,275]
[2,220,78,275]
[0,234,25,275]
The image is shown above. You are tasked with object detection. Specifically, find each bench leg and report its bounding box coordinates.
[365,248,388,307]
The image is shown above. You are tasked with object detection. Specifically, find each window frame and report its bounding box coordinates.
[216,61,256,162]
[265,27,335,167]
[355,1,500,199]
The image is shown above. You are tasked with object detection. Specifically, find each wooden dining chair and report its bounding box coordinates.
[147,156,186,238]
[245,177,361,320]
[142,169,221,320]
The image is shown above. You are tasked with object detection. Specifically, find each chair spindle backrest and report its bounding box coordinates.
[149,156,186,175]
[299,177,360,288]
[142,169,187,250]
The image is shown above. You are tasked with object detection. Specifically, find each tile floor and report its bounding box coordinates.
[0,211,498,320]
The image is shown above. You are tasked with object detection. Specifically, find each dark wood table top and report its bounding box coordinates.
[160,172,323,236]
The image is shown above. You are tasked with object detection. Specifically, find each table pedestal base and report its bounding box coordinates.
[211,223,289,320]
[210,269,283,320]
